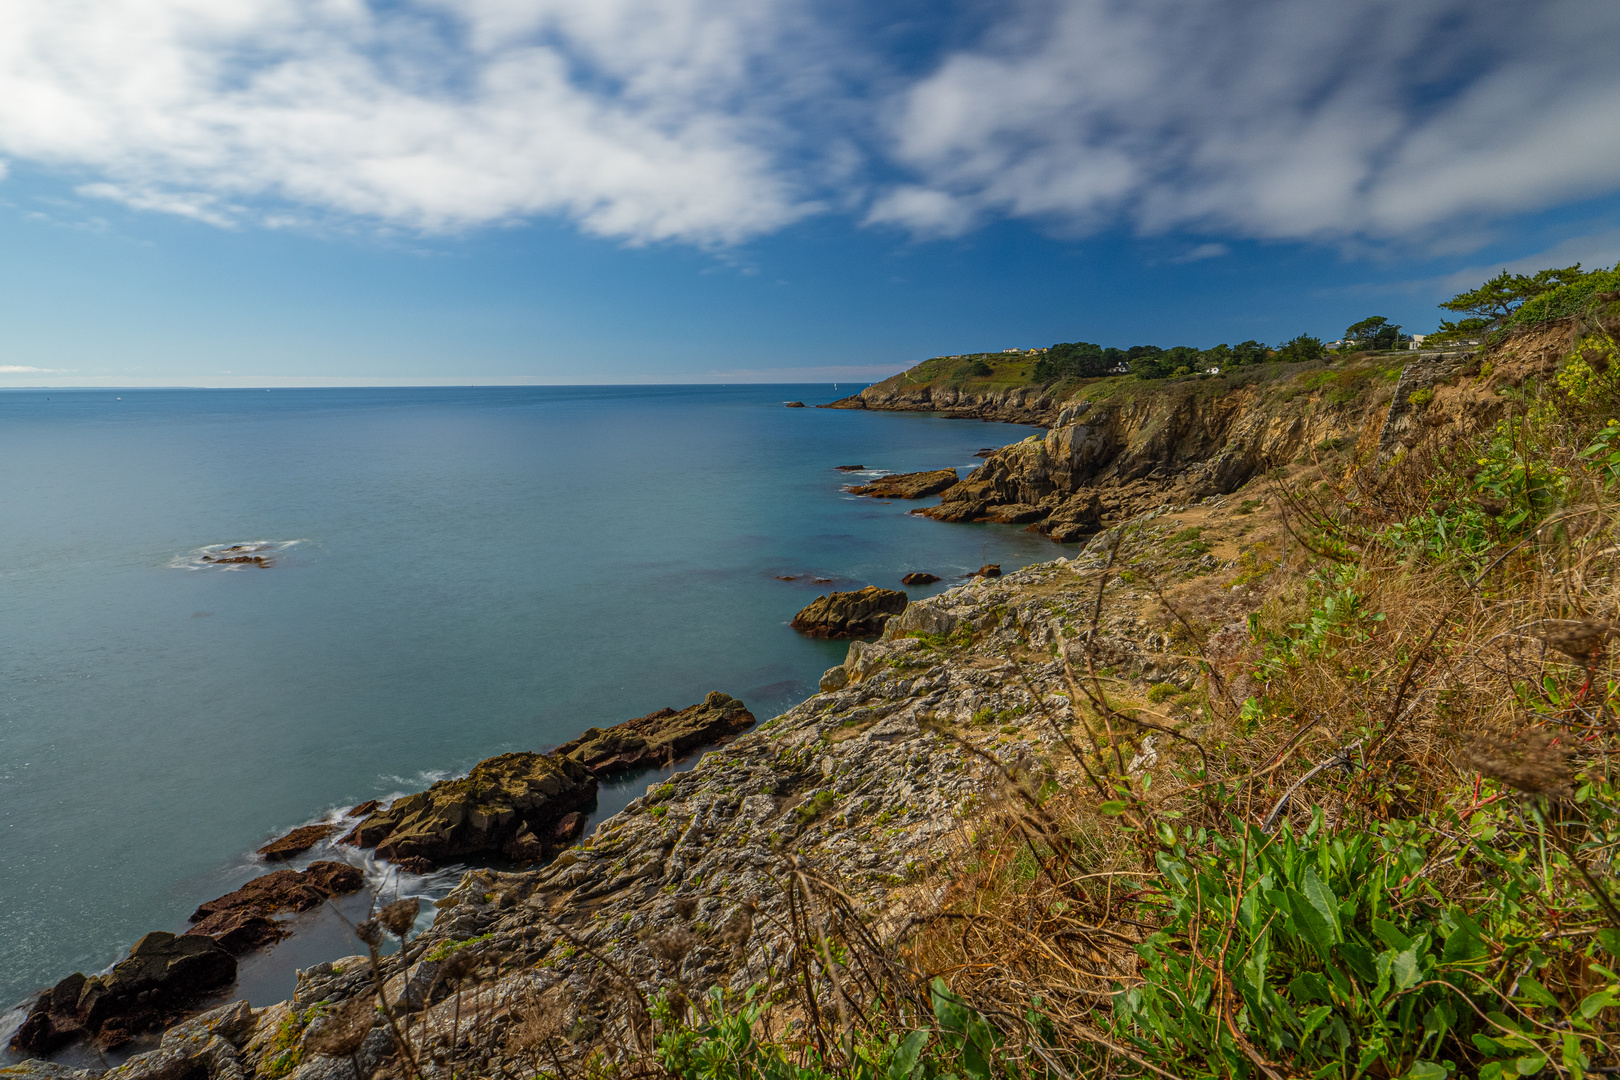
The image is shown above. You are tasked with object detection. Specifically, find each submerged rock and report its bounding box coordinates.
[10,934,236,1054]
[552,692,756,776]
[845,468,958,499]
[255,823,336,861]
[790,586,908,638]
[341,753,596,868]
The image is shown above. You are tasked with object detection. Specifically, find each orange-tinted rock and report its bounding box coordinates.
[846,468,958,499]
[256,823,337,861]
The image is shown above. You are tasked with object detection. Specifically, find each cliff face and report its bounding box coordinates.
[917,359,1414,534]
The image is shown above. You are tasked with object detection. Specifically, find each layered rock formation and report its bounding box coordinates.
[844,468,958,499]
[551,692,756,775]
[341,752,597,867]
[255,824,336,861]
[790,586,907,638]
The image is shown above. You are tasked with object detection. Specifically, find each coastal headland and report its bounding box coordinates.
[8,282,1620,1078]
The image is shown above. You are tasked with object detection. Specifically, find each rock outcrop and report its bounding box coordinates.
[844,469,958,499]
[900,572,939,585]
[551,692,757,775]
[790,586,907,638]
[341,753,597,867]
[11,934,236,1054]
[255,824,336,861]
[188,862,364,954]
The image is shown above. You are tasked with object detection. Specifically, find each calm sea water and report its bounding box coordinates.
[0,385,1052,1015]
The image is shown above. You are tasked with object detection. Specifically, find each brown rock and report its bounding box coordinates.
[900,572,940,585]
[187,861,364,955]
[348,800,381,817]
[552,811,588,844]
[553,692,756,775]
[846,468,958,499]
[340,752,597,868]
[784,401,806,408]
[256,823,337,861]
[10,934,237,1054]
[790,586,908,639]
[983,503,1045,524]
[1037,491,1104,542]
[969,564,1001,578]
[834,464,866,472]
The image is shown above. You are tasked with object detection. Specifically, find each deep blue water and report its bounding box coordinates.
[0,385,1051,1014]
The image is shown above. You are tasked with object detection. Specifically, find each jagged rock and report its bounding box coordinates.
[1037,491,1105,542]
[187,862,364,954]
[255,824,336,862]
[900,572,939,585]
[347,800,380,817]
[982,503,1045,524]
[790,587,908,639]
[340,753,597,867]
[971,564,1001,578]
[845,469,958,499]
[10,934,237,1054]
[784,401,806,408]
[552,693,756,775]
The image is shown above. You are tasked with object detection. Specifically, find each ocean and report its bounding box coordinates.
[0,384,1052,1020]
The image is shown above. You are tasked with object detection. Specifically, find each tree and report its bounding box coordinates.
[1439,265,1584,327]
[1344,316,1401,351]
[1128,345,1168,380]
[1032,341,1108,381]
[1229,340,1270,365]
[1275,334,1326,362]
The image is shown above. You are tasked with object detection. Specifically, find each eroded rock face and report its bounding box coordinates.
[790,587,907,639]
[552,692,756,775]
[10,934,236,1054]
[844,469,958,499]
[341,753,596,867]
[188,862,364,954]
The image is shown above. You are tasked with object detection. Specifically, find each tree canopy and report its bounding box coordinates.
[1344,316,1401,350]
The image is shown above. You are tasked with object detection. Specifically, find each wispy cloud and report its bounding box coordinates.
[1169,243,1229,265]
[0,365,60,373]
[872,0,1620,248]
[1,0,1619,253]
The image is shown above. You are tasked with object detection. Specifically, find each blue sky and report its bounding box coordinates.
[2,0,1620,386]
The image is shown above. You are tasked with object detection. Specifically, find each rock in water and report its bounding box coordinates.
[783,401,806,408]
[834,464,866,472]
[790,587,908,638]
[552,692,756,775]
[255,823,337,861]
[340,752,596,867]
[900,572,940,585]
[970,564,1002,578]
[11,933,236,1053]
[845,468,958,499]
[188,861,364,953]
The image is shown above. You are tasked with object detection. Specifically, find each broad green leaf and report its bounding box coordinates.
[1407,1061,1447,1080]
[1516,976,1557,1009]
[1338,942,1378,983]
[1371,917,1413,952]
[1289,971,1333,1004]
[889,1030,929,1080]
[1297,1004,1333,1041]
[1392,945,1423,990]
[1579,988,1617,1019]
[1099,800,1128,816]
[1516,1054,1547,1075]
[1300,866,1344,942]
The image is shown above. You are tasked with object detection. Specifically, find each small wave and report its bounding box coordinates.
[169,539,305,572]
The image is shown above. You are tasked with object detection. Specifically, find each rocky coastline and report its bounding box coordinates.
[7,339,1549,1080]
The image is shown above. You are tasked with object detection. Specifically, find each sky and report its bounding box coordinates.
[3,0,1620,386]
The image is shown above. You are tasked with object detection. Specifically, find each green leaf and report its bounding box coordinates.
[1579,988,1617,1019]
[1392,945,1423,991]
[1408,1062,1448,1080]
[1289,971,1333,1004]
[1099,801,1128,816]
[1297,1004,1333,1042]
[888,1030,929,1080]
[1516,976,1558,1009]
[1371,917,1413,952]
[1516,1054,1547,1076]
[1300,866,1343,942]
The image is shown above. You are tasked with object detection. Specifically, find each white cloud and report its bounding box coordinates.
[0,365,60,372]
[3,0,1620,251]
[873,0,1620,247]
[1169,243,1228,265]
[0,0,824,243]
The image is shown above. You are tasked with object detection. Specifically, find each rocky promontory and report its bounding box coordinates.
[551,692,756,774]
[790,585,907,638]
[844,468,958,499]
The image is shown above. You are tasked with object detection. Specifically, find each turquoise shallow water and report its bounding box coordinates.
[0,384,1053,1013]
